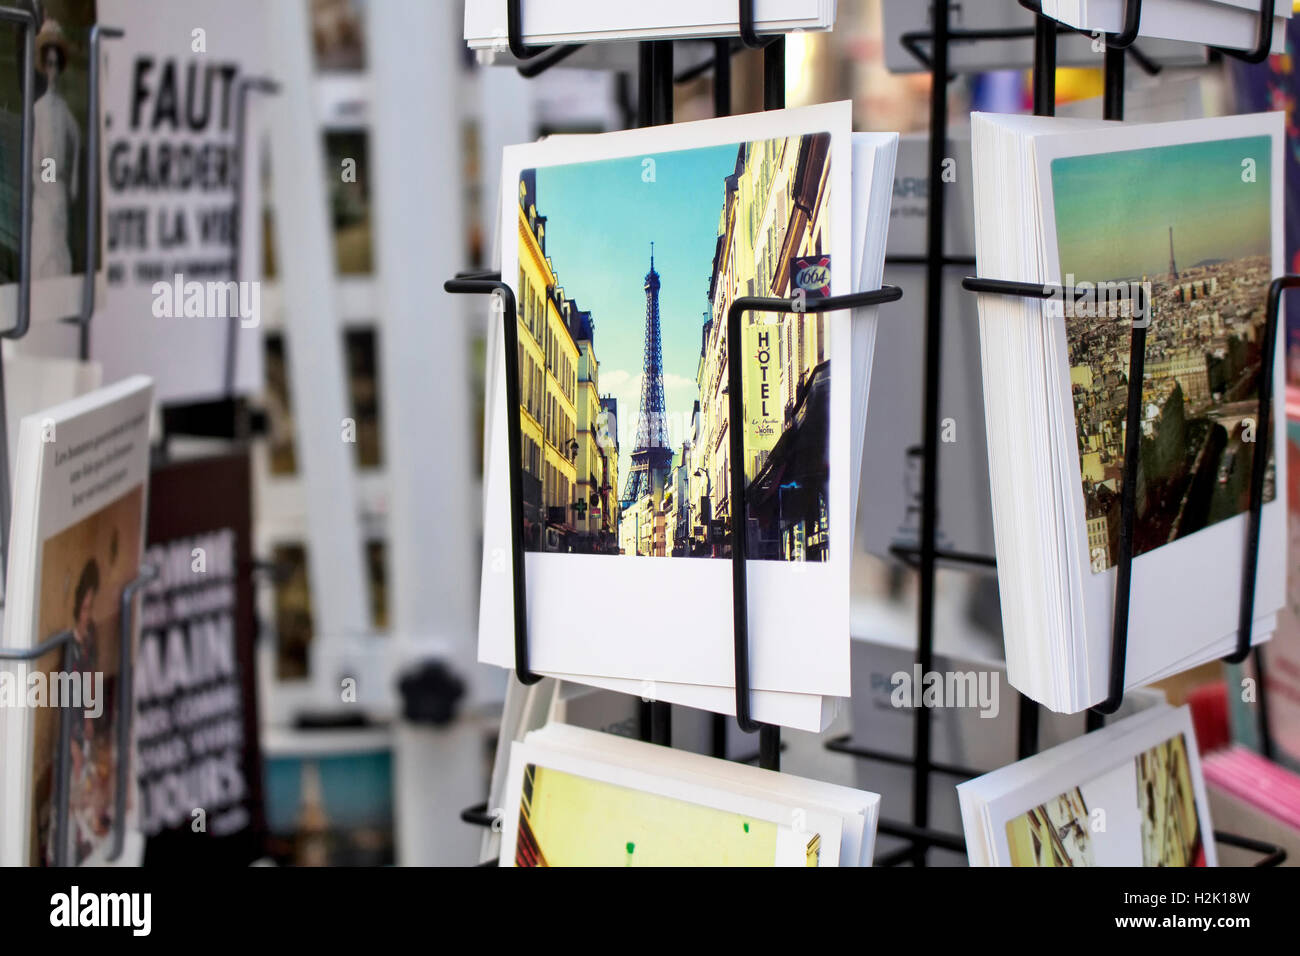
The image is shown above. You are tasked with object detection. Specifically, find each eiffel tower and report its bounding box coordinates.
[622,244,674,506]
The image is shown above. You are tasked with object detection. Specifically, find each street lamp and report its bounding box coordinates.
[693,468,713,556]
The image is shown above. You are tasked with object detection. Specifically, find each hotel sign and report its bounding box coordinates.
[745,323,781,458]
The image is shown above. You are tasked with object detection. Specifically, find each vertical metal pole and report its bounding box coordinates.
[650,703,672,748]
[225,77,278,397]
[711,713,728,758]
[108,564,157,862]
[1103,43,1125,121]
[637,42,654,128]
[226,78,253,397]
[638,700,653,743]
[652,40,673,126]
[763,37,785,110]
[1016,8,1057,759]
[1232,276,1292,760]
[1254,647,1275,760]
[913,0,952,866]
[712,39,731,118]
[1032,13,1057,116]
[1018,697,1040,754]
[73,26,124,361]
[759,725,781,771]
[0,9,35,587]
[634,39,653,744]
[1103,310,1148,712]
[641,38,673,746]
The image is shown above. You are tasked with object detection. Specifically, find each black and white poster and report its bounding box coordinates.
[138,450,265,866]
[91,0,270,402]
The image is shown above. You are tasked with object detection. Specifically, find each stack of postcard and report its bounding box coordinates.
[1203,745,1300,865]
[0,377,154,866]
[958,705,1216,866]
[860,132,997,566]
[847,634,1168,863]
[478,102,898,732]
[882,0,1208,74]
[464,1,835,50]
[1040,0,1291,53]
[969,111,1285,713]
[500,723,880,866]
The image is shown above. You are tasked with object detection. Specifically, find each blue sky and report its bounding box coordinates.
[531,143,741,484]
[1052,135,1272,280]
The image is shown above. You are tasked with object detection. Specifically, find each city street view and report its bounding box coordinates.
[515,132,835,560]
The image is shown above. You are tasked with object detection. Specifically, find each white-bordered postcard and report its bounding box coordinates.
[0,375,153,866]
[481,102,853,699]
[1033,112,1286,701]
[499,724,871,867]
[960,705,1217,866]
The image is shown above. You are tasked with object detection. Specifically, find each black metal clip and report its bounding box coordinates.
[726,286,903,735]
[1212,0,1278,65]
[1018,0,1142,50]
[444,271,541,686]
[1216,829,1288,867]
[0,564,155,866]
[962,274,1290,716]
[59,25,123,360]
[1022,0,1276,62]
[902,2,1160,78]
[738,0,776,49]
[506,0,584,77]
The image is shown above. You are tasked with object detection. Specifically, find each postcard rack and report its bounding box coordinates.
[61,25,123,361]
[0,17,153,869]
[450,0,1288,867]
[449,4,903,779]
[0,564,155,866]
[820,0,1288,867]
[0,6,36,584]
[0,15,123,574]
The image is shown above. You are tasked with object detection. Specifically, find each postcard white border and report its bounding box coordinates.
[1032,112,1286,701]
[498,736,845,866]
[481,102,853,697]
[980,706,1217,866]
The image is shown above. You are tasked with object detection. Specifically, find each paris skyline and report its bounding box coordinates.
[1051,135,1276,571]
[1051,135,1272,282]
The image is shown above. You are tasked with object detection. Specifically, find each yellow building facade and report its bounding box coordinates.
[517,181,579,549]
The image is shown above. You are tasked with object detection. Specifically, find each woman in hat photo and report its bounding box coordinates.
[31,16,80,279]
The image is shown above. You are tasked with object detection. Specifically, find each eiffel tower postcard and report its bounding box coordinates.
[512,120,839,566]
[478,103,856,714]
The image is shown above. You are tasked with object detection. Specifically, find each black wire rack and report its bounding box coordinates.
[451,0,1291,868]
[447,2,895,777]
[827,0,1288,867]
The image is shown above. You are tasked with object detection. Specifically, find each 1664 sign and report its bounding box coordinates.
[793,255,831,298]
